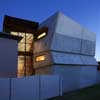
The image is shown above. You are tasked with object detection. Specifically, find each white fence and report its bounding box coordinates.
[0,75,62,100]
[0,72,100,100]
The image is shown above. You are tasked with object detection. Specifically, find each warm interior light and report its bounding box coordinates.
[36,55,45,62]
[37,32,46,39]
[11,32,18,36]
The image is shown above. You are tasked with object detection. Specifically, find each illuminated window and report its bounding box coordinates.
[11,32,34,77]
[26,33,33,43]
[18,56,25,77]
[37,32,46,39]
[18,43,25,51]
[11,32,18,36]
[36,55,46,62]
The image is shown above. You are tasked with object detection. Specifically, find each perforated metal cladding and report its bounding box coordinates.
[51,34,81,53]
[81,40,95,56]
[35,12,97,67]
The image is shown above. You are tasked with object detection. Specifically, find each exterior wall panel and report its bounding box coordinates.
[52,65,80,93]
[80,55,98,65]
[11,76,40,100]
[82,28,96,42]
[51,34,81,53]
[0,38,18,77]
[40,75,60,100]
[55,12,82,39]
[80,66,97,88]
[51,52,83,65]
[34,12,58,54]
[81,40,95,56]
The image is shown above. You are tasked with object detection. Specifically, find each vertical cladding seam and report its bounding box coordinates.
[49,13,59,64]
[50,12,60,49]
[80,29,85,64]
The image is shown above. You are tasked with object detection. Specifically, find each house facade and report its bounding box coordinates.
[0,12,98,82]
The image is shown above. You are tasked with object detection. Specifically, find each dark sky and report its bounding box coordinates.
[0,0,100,60]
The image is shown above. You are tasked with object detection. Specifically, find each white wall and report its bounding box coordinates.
[0,74,100,100]
[0,38,18,77]
[52,65,97,93]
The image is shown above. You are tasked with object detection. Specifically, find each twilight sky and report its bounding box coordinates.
[0,0,100,61]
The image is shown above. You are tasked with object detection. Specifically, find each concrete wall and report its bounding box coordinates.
[0,38,18,77]
[52,65,97,93]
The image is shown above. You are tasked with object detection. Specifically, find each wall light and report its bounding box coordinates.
[37,32,46,39]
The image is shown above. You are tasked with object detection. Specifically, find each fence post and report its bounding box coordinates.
[38,75,41,100]
[59,76,63,96]
[9,78,12,100]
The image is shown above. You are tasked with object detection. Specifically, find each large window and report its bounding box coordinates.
[11,32,34,77]
[11,32,33,52]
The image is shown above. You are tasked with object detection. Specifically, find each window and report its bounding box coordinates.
[36,55,46,62]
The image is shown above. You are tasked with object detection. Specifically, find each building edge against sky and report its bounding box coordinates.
[0,12,98,79]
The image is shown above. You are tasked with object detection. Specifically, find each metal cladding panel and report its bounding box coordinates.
[0,78,10,100]
[11,76,40,100]
[51,33,81,53]
[82,28,96,42]
[96,71,100,83]
[0,38,17,77]
[80,55,98,65]
[52,65,80,93]
[40,75,60,100]
[81,40,95,56]
[34,40,49,53]
[35,12,58,53]
[38,12,96,57]
[51,52,83,65]
[80,66,97,88]
[55,12,82,39]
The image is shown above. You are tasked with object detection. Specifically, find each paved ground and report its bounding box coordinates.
[48,84,100,100]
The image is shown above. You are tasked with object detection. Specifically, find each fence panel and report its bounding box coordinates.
[0,78,10,100]
[40,75,60,100]
[0,75,62,100]
[11,76,40,100]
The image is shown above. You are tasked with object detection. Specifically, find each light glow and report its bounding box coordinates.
[11,32,18,36]
[37,32,46,39]
[36,55,45,62]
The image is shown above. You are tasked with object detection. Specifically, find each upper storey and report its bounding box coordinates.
[38,12,96,56]
[55,12,96,42]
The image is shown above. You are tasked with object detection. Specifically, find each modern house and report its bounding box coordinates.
[0,12,98,91]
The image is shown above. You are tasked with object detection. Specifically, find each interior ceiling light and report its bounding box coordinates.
[37,32,46,39]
